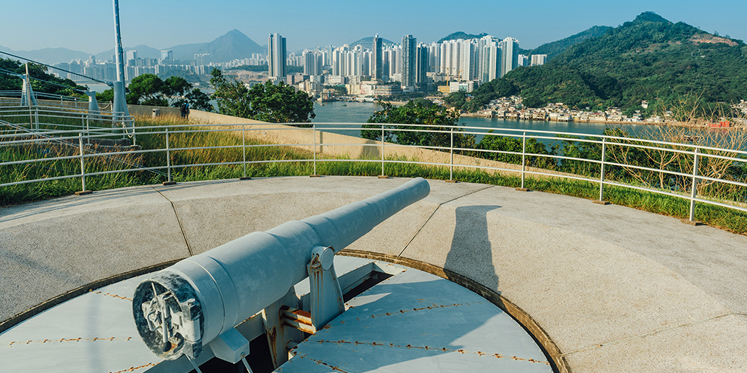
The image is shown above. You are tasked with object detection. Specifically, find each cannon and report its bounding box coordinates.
[132,178,430,366]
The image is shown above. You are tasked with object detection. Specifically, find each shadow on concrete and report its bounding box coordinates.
[445,205,501,291]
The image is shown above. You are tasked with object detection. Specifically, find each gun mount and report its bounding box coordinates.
[132,178,430,366]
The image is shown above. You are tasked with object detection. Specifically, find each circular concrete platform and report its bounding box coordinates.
[1,176,746,372]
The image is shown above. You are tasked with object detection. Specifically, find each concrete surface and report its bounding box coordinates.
[1,176,746,372]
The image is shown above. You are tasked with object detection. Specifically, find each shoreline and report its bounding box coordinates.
[459,112,745,130]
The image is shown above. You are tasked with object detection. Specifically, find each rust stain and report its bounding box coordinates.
[312,340,550,365]
[93,291,132,301]
[299,355,349,373]
[108,362,159,373]
[354,302,482,322]
[5,337,135,347]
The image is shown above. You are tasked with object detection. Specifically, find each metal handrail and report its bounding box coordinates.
[2,121,746,222]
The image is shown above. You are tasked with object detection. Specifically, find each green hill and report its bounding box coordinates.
[467,12,747,113]
[437,32,489,43]
[529,25,613,61]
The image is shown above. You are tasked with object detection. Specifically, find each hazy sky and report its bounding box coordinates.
[1,0,745,54]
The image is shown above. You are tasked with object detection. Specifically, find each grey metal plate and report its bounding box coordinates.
[277,267,552,373]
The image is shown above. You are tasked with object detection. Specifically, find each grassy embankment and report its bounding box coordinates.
[1,115,745,234]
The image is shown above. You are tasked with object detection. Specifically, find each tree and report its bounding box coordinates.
[127,74,167,106]
[361,100,475,150]
[117,73,214,112]
[163,76,191,103]
[184,89,213,112]
[210,69,315,124]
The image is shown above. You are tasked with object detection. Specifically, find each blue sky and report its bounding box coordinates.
[2,0,746,54]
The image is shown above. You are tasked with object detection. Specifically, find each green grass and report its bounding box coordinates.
[2,115,745,235]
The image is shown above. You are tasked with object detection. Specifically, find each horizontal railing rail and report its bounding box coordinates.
[2,120,746,223]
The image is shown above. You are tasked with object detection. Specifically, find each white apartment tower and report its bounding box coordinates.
[268,33,286,81]
[531,54,548,66]
[499,37,519,77]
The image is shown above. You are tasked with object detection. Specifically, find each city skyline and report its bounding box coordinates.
[1,1,745,55]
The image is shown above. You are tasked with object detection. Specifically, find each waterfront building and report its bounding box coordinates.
[268,33,287,81]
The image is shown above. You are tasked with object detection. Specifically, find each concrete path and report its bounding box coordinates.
[1,176,745,372]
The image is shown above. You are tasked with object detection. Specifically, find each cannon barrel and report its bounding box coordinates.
[132,178,430,360]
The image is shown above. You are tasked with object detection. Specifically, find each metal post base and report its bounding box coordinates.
[239,177,252,180]
[515,188,530,192]
[75,190,93,196]
[378,175,389,179]
[592,200,610,205]
[681,219,703,226]
[162,181,177,186]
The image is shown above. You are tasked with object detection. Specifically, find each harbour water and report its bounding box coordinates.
[312,101,653,141]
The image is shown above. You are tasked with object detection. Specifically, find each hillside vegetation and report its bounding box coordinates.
[466,12,747,114]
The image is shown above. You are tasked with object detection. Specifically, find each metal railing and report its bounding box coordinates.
[0,104,133,136]
[2,120,746,222]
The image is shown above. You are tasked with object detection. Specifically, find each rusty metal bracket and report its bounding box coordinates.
[307,246,345,330]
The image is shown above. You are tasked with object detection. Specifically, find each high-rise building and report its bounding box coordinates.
[530,54,547,66]
[518,54,529,67]
[476,36,501,83]
[499,37,519,77]
[372,34,383,81]
[268,33,287,81]
[416,44,429,92]
[401,35,417,88]
[459,39,476,81]
[160,50,173,62]
[303,50,322,75]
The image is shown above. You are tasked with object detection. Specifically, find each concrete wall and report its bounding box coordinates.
[189,109,566,178]
[127,104,181,117]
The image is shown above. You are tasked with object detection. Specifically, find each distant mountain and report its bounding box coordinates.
[89,30,264,64]
[168,42,209,61]
[95,44,161,62]
[528,25,613,60]
[349,36,397,49]
[438,32,488,43]
[468,11,747,112]
[199,29,264,62]
[5,47,91,64]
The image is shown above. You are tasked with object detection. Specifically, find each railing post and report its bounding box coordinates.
[449,127,454,182]
[163,127,175,186]
[85,114,90,145]
[378,124,386,178]
[689,148,700,222]
[240,123,250,180]
[34,107,39,130]
[599,138,606,201]
[75,133,91,195]
[521,131,527,189]
[311,123,319,177]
